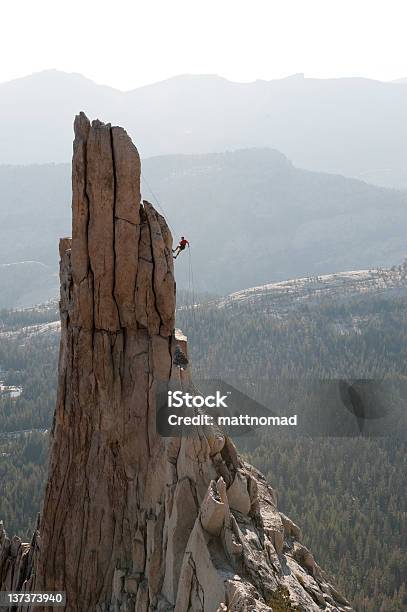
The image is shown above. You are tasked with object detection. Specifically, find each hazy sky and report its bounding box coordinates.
[2,0,406,89]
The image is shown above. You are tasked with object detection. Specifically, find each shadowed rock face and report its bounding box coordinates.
[0,115,352,612]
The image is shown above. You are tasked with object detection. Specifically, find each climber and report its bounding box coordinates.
[173,236,190,259]
[173,345,189,370]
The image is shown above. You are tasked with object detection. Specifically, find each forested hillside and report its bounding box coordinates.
[0,304,58,537]
[0,285,406,610]
[177,289,407,611]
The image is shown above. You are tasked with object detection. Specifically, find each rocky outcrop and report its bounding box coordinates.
[0,114,352,611]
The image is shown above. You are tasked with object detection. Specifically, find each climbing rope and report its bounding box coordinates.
[141,171,201,375]
[188,246,197,324]
[141,170,177,236]
[142,171,196,313]
[187,245,205,379]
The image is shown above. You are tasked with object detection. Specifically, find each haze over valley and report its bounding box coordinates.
[1,147,407,308]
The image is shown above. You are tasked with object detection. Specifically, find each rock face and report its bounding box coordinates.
[0,114,352,611]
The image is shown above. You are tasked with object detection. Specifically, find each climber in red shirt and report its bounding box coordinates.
[173,236,190,259]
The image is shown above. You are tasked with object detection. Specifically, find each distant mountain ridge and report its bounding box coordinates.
[1,70,407,187]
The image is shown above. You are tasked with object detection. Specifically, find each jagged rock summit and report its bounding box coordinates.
[0,114,352,611]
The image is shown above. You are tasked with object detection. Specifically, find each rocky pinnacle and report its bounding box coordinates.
[34,114,176,610]
[0,115,352,612]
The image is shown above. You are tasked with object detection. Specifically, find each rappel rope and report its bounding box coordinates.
[141,172,199,375]
[188,246,197,324]
[141,170,177,237]
[141,170,196,316]
[187,245,203,380]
